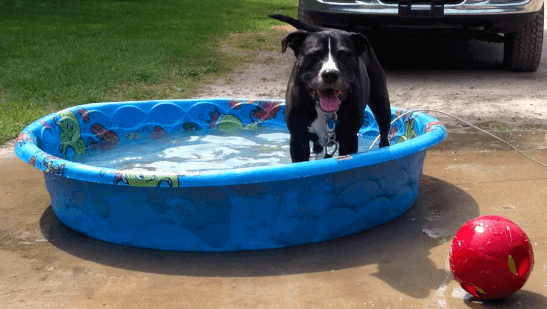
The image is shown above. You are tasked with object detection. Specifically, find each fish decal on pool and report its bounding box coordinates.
[77,108,90,123]
[39,120,52,130]
[228,99,244,109]
[425,121,443,133]
[251,101,282,122]
[207,107,223,129]
[89,123,119,152]
[113,172,179,187]
[149,126,167,139]
[394,108,409,120]
[54,110,87,158]
[388,126,399,143]
[17,132,33,146]
[28,156,37,166]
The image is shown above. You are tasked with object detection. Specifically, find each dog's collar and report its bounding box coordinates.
[325,112,338,157]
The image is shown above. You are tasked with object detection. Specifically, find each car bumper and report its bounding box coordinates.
[303,0,544,33]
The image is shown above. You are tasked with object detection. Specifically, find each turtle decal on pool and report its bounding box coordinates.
[182,121,200,132]
[388,109,419,144]
[43,156,66,176]
[208,106,259,133]
[54,110,87,158]
[114,172,179,187]
[217,115,259,132]
[396,118,418,144]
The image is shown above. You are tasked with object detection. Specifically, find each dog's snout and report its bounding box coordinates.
[321,69,339,84]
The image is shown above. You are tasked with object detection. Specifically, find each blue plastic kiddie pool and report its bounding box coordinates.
[15,99,446,251]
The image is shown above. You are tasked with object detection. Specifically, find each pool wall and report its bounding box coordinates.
[44,151,424,251]
[16,99,446,251]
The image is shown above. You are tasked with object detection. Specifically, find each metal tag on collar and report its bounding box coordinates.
[325,113,338,157]
[326,113,337,132]
[325,138,338,158]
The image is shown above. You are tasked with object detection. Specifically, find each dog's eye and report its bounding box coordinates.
[339,50,352,59]
[306,49,323,58]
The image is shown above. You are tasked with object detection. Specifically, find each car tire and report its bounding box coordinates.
[503,5,544,72]
[298,0,315,25]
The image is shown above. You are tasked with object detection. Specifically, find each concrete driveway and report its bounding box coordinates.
[1,22,547,308]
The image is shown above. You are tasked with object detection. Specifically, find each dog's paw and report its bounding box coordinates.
[311,151,326,160]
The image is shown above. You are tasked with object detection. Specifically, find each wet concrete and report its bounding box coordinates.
[433,124,547,151]
[1,129,547,308]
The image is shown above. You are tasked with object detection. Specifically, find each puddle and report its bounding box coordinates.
[432,127,547,151]
[452,287,473,300]
[423,228,452,242]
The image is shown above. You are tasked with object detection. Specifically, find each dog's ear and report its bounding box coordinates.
[281,31,308,56]
[350,33,372,56]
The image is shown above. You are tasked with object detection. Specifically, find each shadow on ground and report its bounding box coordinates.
[40,175,478,298]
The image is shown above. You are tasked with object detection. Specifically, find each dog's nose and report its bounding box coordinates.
[321,69,340,84]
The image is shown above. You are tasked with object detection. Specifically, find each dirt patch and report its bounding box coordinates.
[196,26,295,100]
[0,139,16,159]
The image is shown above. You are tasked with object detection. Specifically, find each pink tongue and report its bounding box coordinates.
[319,95,340,112]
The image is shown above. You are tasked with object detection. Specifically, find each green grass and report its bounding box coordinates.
[0,0,296,144]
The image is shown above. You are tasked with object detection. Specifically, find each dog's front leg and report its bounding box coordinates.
[289,135,310,162]
[286,108,313,162]
[338,132,358,156]
[369,103,390,148]
[364,56,391,148]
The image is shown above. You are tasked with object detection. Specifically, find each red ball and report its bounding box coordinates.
[449,215,534,299]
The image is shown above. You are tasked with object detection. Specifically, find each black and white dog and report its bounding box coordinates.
[269,14,391,163]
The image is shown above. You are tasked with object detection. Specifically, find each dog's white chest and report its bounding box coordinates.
[308,107,330,147]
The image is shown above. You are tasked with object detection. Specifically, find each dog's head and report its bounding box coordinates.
[282,30,370,113]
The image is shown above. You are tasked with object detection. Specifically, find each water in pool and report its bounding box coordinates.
[75,127,379,172]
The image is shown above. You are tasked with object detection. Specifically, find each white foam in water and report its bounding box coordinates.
[162,144,239,159]
[75,127,378,173]
[256,133,292,142]
[201,135,257,146]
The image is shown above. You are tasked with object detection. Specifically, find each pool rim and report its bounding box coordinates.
[14,98,447,187]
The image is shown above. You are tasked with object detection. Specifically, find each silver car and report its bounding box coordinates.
[298,0,544,71]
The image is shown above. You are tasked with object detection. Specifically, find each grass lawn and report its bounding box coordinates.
[0,0,296,145]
